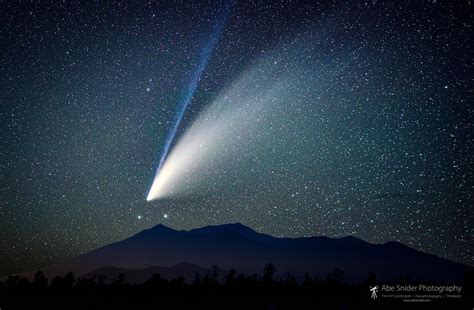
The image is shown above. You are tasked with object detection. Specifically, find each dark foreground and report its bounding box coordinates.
[1,266,472,309]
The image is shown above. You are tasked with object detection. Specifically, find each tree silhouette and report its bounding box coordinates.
[303,273,314,287]
[32,271,48,290]
[208,264,219,281]
[50,276,63,290]
[144,273,164,290]
[202,265,219,287]
[97,274,106,286]
[263,263,276,284]
[76,275,97,291]
[63,272,75,289]
[327,268,344,284]
[113,273,126,287]
[5,275,30,291]
[0,264,466,308]
[6,275,20,289]
[367,271,376,287]
[285,273,298,288]
[49,272,75,292]
[149,273,162,283]
[225,268,237,286]
[192,272,201,285]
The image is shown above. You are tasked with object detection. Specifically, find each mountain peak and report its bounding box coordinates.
[132,223,178,238]
[150,223,172,230]
[214,222,253,230]
[189,222,258,235]
[134,223,258,239]
[146,223,176,232]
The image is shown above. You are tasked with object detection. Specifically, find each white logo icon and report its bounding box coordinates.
[370,285,378,299]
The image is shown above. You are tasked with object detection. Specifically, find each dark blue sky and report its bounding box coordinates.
[0,0,472,275]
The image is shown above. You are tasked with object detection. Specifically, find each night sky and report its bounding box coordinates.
[1,0,472,276]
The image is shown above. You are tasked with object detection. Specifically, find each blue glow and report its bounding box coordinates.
[148,1,234,198]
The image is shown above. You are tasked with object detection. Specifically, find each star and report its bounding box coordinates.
[0,0,470,277]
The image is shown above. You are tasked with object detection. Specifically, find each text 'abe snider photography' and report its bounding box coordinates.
[374,284,463,303]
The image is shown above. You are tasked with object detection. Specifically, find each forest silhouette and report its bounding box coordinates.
[1,264,472,309]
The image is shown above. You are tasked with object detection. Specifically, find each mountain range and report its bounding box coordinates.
[20,223,469,283]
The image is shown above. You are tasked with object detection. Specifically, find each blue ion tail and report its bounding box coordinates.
[147,0,235,201]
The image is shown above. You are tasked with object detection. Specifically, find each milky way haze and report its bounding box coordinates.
[0,1,472,276]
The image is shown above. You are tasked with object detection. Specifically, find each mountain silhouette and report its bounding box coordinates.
[23,223,468,282]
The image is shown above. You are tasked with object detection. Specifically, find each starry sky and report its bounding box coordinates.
[0,0,472,276]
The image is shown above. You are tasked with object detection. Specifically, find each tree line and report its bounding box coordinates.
[0,264,471,309]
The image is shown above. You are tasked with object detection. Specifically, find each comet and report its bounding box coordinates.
[146,55,293,201]
[147,1,234,201]
[147,29,350,201]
